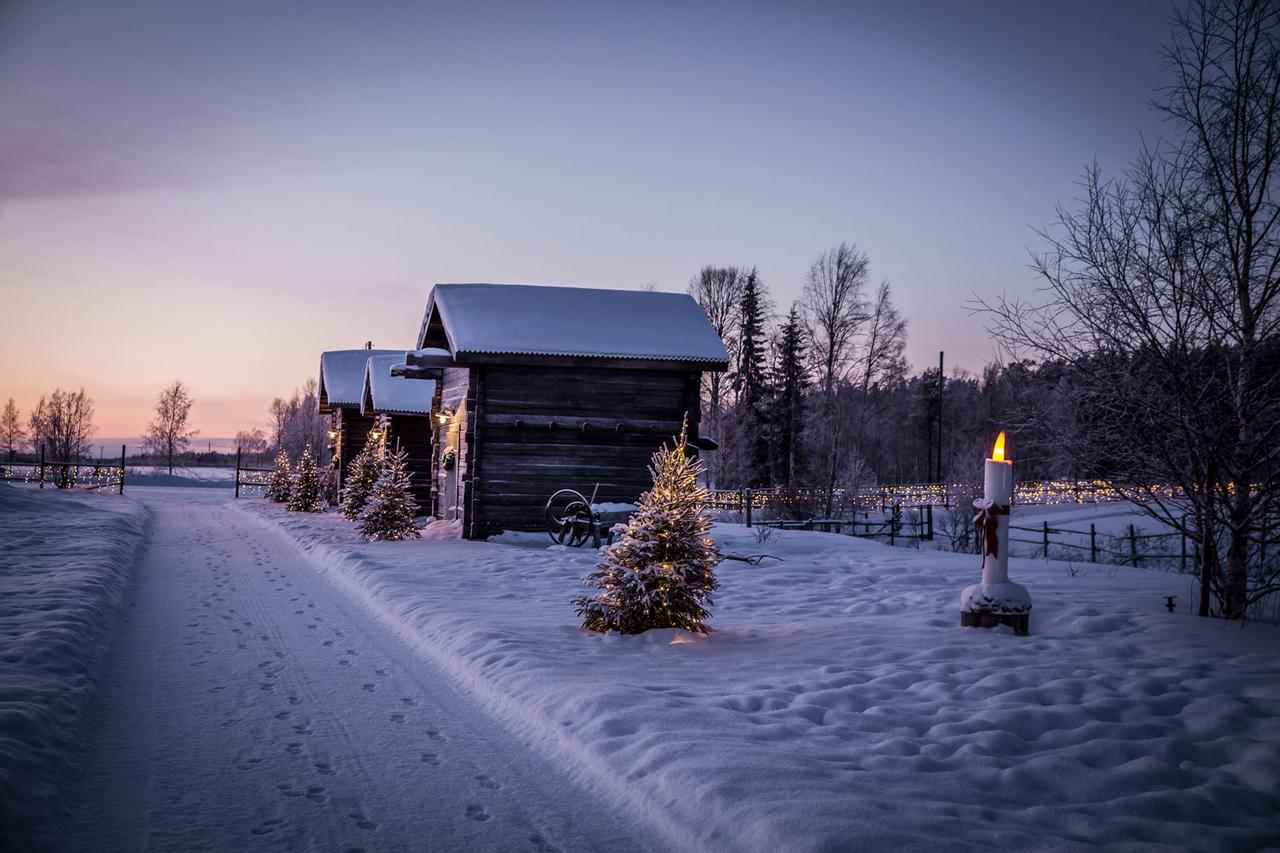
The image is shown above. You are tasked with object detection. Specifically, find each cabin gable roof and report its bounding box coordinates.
[319,348,400,409]
[414,283,729,370]
[360,354,435,416]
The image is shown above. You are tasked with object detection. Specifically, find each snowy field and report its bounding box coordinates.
[0,484,146,840]
[249,500,1280,851]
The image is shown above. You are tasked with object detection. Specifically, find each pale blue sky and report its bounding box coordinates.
[0,0,1174,435]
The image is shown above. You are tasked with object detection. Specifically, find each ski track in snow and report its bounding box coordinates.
[49,487,655,853]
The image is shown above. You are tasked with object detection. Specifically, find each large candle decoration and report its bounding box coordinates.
[961,432,1032,635]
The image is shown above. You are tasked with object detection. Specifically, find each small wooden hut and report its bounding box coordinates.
[360,354,436,514]
[395,283,728,539]
[318,347,399,487]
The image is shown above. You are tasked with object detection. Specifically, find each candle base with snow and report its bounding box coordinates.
[961,432,1031,635]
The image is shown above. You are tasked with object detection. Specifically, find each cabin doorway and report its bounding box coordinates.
[440,411,463,520]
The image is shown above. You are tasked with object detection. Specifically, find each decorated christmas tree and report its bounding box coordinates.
[358,444,420,541]
[288,445,324,512]
[266,447,293,503]
[575,419,721,634]
[340,442,381,521]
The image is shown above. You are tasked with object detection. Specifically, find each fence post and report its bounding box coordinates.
[1043,520,1050,558]
[1129,524,1138,567]
[39,444,45,489]
[744,488,753,528]
[1181,526,1187,573]
[119,444,126,495]
[926,504,934,540]
[1090,523,1097,563]
[235,447,242,499]
[890,503,899,545]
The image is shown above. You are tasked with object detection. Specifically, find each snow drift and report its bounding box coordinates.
[0,484,146,848]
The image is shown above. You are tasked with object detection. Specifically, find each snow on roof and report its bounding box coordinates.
[361,355,435,416]
[417,283,729,368]
[319,349,400,407]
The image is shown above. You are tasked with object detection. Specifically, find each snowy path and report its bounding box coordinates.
[56,489,653,853]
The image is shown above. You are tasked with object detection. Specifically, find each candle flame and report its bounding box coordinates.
[992,431,1006,462]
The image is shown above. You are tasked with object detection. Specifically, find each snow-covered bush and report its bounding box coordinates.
[288,445,323,512]
[358,446,420,541]
[575,421,721,634]
[265,447,293,503]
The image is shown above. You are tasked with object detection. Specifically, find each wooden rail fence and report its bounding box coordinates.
[0,445,126,494]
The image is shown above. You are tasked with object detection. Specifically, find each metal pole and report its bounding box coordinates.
[1043,520,1050,558]
[745,488,753,528]
[936,350,944,484]
[1129,524,1138,567]
[1090,523,1097,563]
[235,447,242,499]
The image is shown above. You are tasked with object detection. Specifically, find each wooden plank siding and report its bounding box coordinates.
[462,365,705,537]
[387,414,434,516]
[336,408,376,487]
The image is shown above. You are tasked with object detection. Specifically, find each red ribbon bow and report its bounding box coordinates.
[972,499,1009,559]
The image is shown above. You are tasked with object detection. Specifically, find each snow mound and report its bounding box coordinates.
[244,502,1280,851]
[0,485,147,849]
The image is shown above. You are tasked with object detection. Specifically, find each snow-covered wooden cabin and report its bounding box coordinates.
[360,354,435,514]
[318,348,399,487]
[395,283,729,539]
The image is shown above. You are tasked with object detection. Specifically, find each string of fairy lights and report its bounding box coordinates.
[0,462,125,490]
[707,479,1186,512]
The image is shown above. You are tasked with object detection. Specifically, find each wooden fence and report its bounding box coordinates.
[233,448,273,498]
[0,445,126,494]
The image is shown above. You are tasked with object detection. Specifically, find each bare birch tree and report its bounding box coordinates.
[144,380,198,474]
[803,243,871,514]
[977,0,1280,619]
[42,389,96,462]
[688,265,746,487]
[1,398,24,461]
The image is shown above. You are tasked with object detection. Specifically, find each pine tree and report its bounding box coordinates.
[771,305,809,488]
[266,447,293,503]
[358,445,421,541]
[340,442,381,521]
[575,420,721,634]
[288,445,323,512]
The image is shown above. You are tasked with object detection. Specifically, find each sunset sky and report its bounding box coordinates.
[0,0,1172,440]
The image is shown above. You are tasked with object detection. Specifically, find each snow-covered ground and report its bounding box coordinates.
[4,483,1278,850]
[250,499,1280,852]
[0,484,147,843]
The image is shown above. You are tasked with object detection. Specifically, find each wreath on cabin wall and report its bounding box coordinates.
[442,448,456,471]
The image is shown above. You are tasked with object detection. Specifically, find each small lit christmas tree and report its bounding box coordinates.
[358,444,420,541]
[266,447,293,503]
[288,445,324,512]
[575,418,721,634]
[341,442,381,521]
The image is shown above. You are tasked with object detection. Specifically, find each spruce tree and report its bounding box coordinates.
[575,420,721,634]
[733,268,770,486]
[772,305,809,488]
[266,447,293,503]
[358,445,420,541]
[340,442,381,521]
[288,445,323,512]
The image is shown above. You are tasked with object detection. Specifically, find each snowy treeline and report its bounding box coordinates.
[266,378,329,466]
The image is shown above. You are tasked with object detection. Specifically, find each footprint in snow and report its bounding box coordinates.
[465,804,490,822]
[250,818,286,836]
[362,684,376,693]
[315,762,337,776]
[306,786,327,803]
[390,713,405,724]
[425,728,446,742]
[349,812,378,830]
[420,752,441,766]
[475,774,501,790]
[529,834,563,853]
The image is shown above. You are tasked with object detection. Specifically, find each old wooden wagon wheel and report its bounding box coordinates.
[545,488,595,547]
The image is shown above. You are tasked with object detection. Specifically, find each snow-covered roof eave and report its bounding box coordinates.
[360,354,434,417]
[320,348,401,408]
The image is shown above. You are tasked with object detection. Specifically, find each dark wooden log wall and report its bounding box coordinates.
[388,414,433,516]
[337,408,376,485]
[464,365,704,537]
